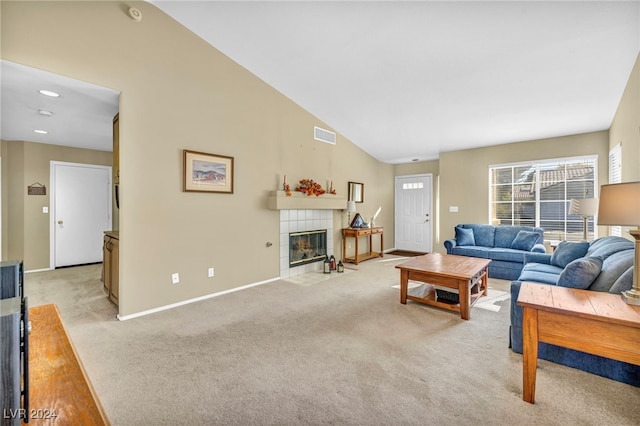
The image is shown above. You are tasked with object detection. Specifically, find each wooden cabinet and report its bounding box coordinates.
[342,227,384,264]
[103,231,119,306]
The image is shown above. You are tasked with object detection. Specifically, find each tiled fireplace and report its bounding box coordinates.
[280,209,334,278]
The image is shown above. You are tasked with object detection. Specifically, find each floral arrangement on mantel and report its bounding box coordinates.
[283,177,337,197]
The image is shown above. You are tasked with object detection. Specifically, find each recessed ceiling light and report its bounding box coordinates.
[38,109,53,117]
[39,90,59,97]
[33,129,48,134]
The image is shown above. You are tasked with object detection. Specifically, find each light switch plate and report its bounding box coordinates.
[449,206,459,213]
[42,206,49,213]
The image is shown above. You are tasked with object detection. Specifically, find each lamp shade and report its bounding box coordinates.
[569,198,599,216]
[346,201,356,213]
[598,182,640,226]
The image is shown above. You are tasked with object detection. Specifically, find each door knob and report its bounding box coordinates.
[57,220,63,225]
[424,213,430,223]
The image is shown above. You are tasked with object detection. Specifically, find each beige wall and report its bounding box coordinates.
[2,141,25,262]
[436,131,610,253]
[609,54,640,182]
[1,140,112,269]
[1,1,394,316]
[608,53,640,239]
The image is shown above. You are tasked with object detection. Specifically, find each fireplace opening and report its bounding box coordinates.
[289,229,327,267]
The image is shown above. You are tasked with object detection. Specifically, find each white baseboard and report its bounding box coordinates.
[116,276,280,321]
[24,268,54,274]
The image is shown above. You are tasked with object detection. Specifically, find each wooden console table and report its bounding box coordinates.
[28,304,110,425]
[342,227,383,264]
[517,283,640,404]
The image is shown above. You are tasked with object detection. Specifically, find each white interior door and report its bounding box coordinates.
[52,162,112,268]
[395,174,432,252]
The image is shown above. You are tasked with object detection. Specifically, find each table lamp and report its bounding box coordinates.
[598,182,640,305]
[346,201,356,226]
[569,198,599,241]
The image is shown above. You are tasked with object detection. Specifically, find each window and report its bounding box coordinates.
[489,156,597,242]
[608,143,622,237]
[402,182,424,190]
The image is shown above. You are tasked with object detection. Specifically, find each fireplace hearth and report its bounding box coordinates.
[289,230,327,267]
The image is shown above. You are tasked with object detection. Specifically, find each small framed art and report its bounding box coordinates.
[350,213,366,228]
[183,150,234,194]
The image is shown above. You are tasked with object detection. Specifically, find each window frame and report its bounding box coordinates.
[608,143,622,237]
[488,155,598,243]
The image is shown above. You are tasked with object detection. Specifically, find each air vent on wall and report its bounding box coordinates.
[314,126,336,145]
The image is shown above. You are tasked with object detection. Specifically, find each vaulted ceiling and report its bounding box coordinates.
[2,2,638,163]
[153,1,640,163]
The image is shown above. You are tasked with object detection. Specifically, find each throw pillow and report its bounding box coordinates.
[455,226,476,246]
[557,256,603,289]
[511,230,539,251]
[551,241,590,268]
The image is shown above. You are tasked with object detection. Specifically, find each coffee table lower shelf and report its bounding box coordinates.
[406,283,485,314]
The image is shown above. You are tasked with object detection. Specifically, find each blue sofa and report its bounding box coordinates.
[444,224,545,280]
[510,236,640,386]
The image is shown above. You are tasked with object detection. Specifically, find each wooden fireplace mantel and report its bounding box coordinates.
[267,190,347,210]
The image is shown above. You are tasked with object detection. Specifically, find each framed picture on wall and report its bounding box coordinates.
[183,150,234,193]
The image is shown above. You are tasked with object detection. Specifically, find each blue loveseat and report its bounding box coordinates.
[444,224,545,280]
[510,236,640,386]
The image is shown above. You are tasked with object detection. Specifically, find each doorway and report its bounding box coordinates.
[50,161,112,268]
[394,174,433,253]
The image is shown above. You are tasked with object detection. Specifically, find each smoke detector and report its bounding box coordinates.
[128,7,142,22]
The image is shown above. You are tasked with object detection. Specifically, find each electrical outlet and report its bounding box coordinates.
[172,273,180,284]
[208,267,214,278]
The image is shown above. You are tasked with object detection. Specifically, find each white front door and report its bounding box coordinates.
[395,174,432,253]
[51,162,112,268]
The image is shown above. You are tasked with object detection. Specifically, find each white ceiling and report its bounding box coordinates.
[0,60,119,152]
[153,0,640,163]
[1,2,638,163]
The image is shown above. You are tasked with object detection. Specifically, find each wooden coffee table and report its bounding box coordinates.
[395,253,491,320]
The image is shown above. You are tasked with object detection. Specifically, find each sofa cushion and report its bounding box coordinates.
[588,241,634,260]
[590,249,635,292]
[550,241,589,268]
[511,231,540,251]
[608,266,634,294]
[494,226,521,248]
[557,256,603,289]
[518,262,563,285]
[588,236,633,254]
[462,224,495,248]
[451,246,489,258]
[487,248,527,263]
[455,226,475,246]
[521,262,564,275]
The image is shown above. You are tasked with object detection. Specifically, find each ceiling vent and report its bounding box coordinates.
[314,126,336,145]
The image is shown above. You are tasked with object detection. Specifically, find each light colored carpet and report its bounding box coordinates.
[24,256,640,425]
